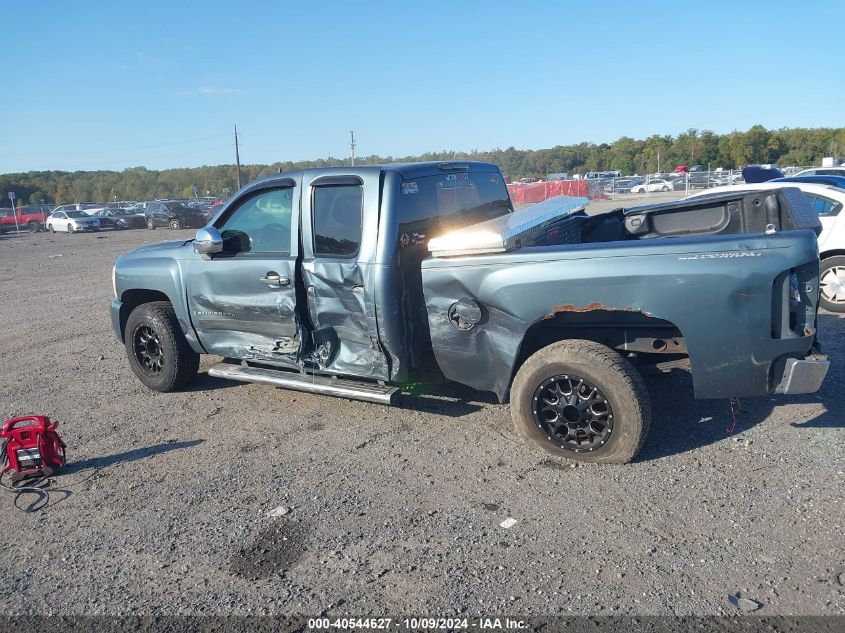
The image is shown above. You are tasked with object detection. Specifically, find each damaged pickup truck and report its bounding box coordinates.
[110,161,829,463]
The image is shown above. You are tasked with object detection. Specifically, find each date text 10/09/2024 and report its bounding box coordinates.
[307,618,528,630]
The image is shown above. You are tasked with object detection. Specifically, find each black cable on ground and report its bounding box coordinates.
[0,439,53,512]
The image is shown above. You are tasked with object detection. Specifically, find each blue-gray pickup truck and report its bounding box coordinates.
[110,161,829,463]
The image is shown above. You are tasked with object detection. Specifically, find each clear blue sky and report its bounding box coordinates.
[1,1,842,173]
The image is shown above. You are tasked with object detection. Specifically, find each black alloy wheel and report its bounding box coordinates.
[133,324,164,376]
[532,374,613,453]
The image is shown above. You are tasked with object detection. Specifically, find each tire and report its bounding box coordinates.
[661,186,670,192]
[28,221,41,233]
[511,339,651,464]
[147,218,156,230]
[67,224,75,234]
[47,224,54,233]
[169,218,182,230]
[819,256,845,313]
[124,301,199,392]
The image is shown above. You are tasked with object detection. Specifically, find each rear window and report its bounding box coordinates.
[398,171,512,239]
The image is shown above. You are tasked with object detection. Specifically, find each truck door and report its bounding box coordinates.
[300,172,389,380]
[186,179,302,367]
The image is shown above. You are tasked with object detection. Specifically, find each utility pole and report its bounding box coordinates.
[8,192,19,233]
[349,130,356,167]
[234,124,242,190]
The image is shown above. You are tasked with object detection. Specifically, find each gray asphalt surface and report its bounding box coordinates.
[0,226,842,616]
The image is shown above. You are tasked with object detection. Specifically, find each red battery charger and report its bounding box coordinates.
[1,416,66,478]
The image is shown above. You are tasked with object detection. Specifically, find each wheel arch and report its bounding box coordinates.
[118,287,205,353]
[820,248,845,260]
[509,310,686,398]
[118,289,171,341]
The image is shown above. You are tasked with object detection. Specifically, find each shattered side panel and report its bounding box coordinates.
[299,170,390,381]
[301,261,389,379]
[422,232,820,401]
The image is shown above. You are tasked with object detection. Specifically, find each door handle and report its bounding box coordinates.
[261,272,291,288]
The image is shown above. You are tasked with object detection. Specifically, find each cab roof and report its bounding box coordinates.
[244,160,502,190]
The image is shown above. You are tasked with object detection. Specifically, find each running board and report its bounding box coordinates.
[207,362,401,405]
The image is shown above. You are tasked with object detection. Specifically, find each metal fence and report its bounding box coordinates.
[507,166,815,205]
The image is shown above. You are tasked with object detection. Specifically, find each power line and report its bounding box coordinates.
[10,133,232,158]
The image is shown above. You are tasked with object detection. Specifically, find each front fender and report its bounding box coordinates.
[113,251,204,353]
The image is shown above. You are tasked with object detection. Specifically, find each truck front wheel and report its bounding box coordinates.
[511,339,651,464]
[124,301,199,392]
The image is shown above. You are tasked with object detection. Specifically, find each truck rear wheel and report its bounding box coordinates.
[124,301,199,392]
[819,256,845,313]
[511,339,651,464]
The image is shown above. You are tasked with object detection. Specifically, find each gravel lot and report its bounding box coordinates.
[0,225,842,617]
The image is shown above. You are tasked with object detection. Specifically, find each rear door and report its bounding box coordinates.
[299,172,388,380]
[186,179,302,367]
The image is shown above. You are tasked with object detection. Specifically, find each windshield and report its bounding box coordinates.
[398,171,512,239]
[66,211,89,218]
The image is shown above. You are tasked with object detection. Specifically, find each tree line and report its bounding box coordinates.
[2,125,843,205]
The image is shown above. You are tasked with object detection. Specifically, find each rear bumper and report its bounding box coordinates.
[774,354,829,395]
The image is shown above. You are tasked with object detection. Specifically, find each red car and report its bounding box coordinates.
[0,205,51,233]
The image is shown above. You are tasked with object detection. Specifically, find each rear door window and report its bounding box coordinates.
[312,185,362,257]
[804,193,842,217]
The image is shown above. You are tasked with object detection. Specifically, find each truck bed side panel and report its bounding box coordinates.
[421,232,819,401]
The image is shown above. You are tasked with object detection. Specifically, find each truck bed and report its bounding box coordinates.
[421,189,822,401]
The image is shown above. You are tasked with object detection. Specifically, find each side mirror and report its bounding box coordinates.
[193,226,223,255]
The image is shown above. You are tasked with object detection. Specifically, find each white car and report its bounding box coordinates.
[46,210,101,233]
[687,182,845,312]
[793,167,845,178]
[630,178,674,193]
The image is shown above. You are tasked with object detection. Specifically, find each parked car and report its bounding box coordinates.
[0,205,52,233]
[144,201,208,230]
[89,208,147,229]
[111,162,827,465]
[793,167,845,178]
[203,201,226,221]
[687,181,845,312]
[771,175,845,189]
[630,178,674,193]
[52,202,108,215]
[46,210,101,233]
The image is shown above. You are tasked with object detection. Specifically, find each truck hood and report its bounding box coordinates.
[125,239,192,257]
